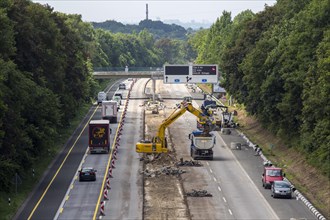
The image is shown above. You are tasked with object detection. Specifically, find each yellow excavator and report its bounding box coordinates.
[136,101,214,154]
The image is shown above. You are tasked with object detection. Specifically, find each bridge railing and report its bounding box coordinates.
[93,67,163,72]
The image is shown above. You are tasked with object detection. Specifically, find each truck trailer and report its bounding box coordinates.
[89,120,111,154]
[189,130,216,160]
[101,100,118,123]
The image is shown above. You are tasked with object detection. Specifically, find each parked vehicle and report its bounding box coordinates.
[79,167,97,181]
[271,180,295,199]
[97,91,107,105]
[89,120,111,154]
[101,101,118,123]
[262,166,285,189]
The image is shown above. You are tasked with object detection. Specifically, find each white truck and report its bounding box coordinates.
[101,100,118,123]
[189,130,216,160]
[97,91,107,105]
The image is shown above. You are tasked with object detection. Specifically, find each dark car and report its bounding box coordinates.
[118,83,126,90]
[79,167,97,181]
[271,180,295,199]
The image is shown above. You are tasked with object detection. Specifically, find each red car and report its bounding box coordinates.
[262,167,285,189]
[79,167,97,181]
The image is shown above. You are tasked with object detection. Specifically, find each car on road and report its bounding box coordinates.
[271,180,294,199]
[97,91,107,105]
[119,83,126,90]
[262,166,285,189]
[79,167,97,181]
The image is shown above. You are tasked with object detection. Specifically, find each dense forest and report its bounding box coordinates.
[0,0,193,192]
[190,0,329,177]
[0,0,328,206]
[92,19,190,40]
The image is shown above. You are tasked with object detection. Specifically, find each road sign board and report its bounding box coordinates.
[164,64,218,84]
[192,65,217,75]
[165,65,189,75]
[164,65,189,84]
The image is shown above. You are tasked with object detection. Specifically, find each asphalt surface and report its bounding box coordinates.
[14,80,319,220]
[14,105,96,220]
[14,81,123,220]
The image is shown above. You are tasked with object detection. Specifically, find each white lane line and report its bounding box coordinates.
[206,162,209,166]
[217,133,279,220]
[54,147,89,220]
[209,169,213,173]
[213,177,217,182]
[228,209,233,215]
[218,186,222,192]
[223,197,227,203]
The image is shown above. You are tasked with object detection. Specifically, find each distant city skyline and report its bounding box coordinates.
[32,1,276,24]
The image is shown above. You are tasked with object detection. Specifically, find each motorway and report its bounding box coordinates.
[14,79,318,220]
[160,82,316,220]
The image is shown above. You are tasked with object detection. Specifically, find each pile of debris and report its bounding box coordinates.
[176,158,202,167]
[186,189,213,197]
[141,166,187,178]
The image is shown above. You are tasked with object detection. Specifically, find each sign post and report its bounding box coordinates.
[164,64,218,84]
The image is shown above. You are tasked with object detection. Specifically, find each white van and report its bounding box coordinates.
[97,92,107,105]
[101,100,118,123]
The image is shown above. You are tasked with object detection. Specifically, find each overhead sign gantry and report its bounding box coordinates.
[164,64,218,84]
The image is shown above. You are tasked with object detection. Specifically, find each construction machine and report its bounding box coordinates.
[136,101,214,154]
[197,98,228,131]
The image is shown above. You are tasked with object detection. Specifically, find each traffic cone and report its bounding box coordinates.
[108,167,113,178]
[106,177,111,189]
[100,201,105,216]
[104,188,109,200]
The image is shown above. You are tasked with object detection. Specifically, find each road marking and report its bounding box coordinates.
[217,133,279,220]
[209,169,213,173]
[93,99,128,220]
[54,145,90,220]
[206,162,209,166]
[223,197,227,203]
[218,186,222,192]
[213,177,217,182]
[28,106,99,220]
[228,209,233,215]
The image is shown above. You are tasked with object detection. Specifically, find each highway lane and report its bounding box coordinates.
[157,82,317,219]
[221,130,317,220]
[14,81,123,220]
[56,78,146,219]
[100,78,147,219]
[160,83,234,219]
[55,112,119,219]
[14,107,97,220]
[17,79,318,220]
[158,82,276,219]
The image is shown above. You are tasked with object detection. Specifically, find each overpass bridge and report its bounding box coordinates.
[93,67,164,80]
[93,67,165,101]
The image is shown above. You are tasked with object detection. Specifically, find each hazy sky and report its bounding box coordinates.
[32,0,276,24]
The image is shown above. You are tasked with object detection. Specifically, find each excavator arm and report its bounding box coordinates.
[136,101,213,154]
